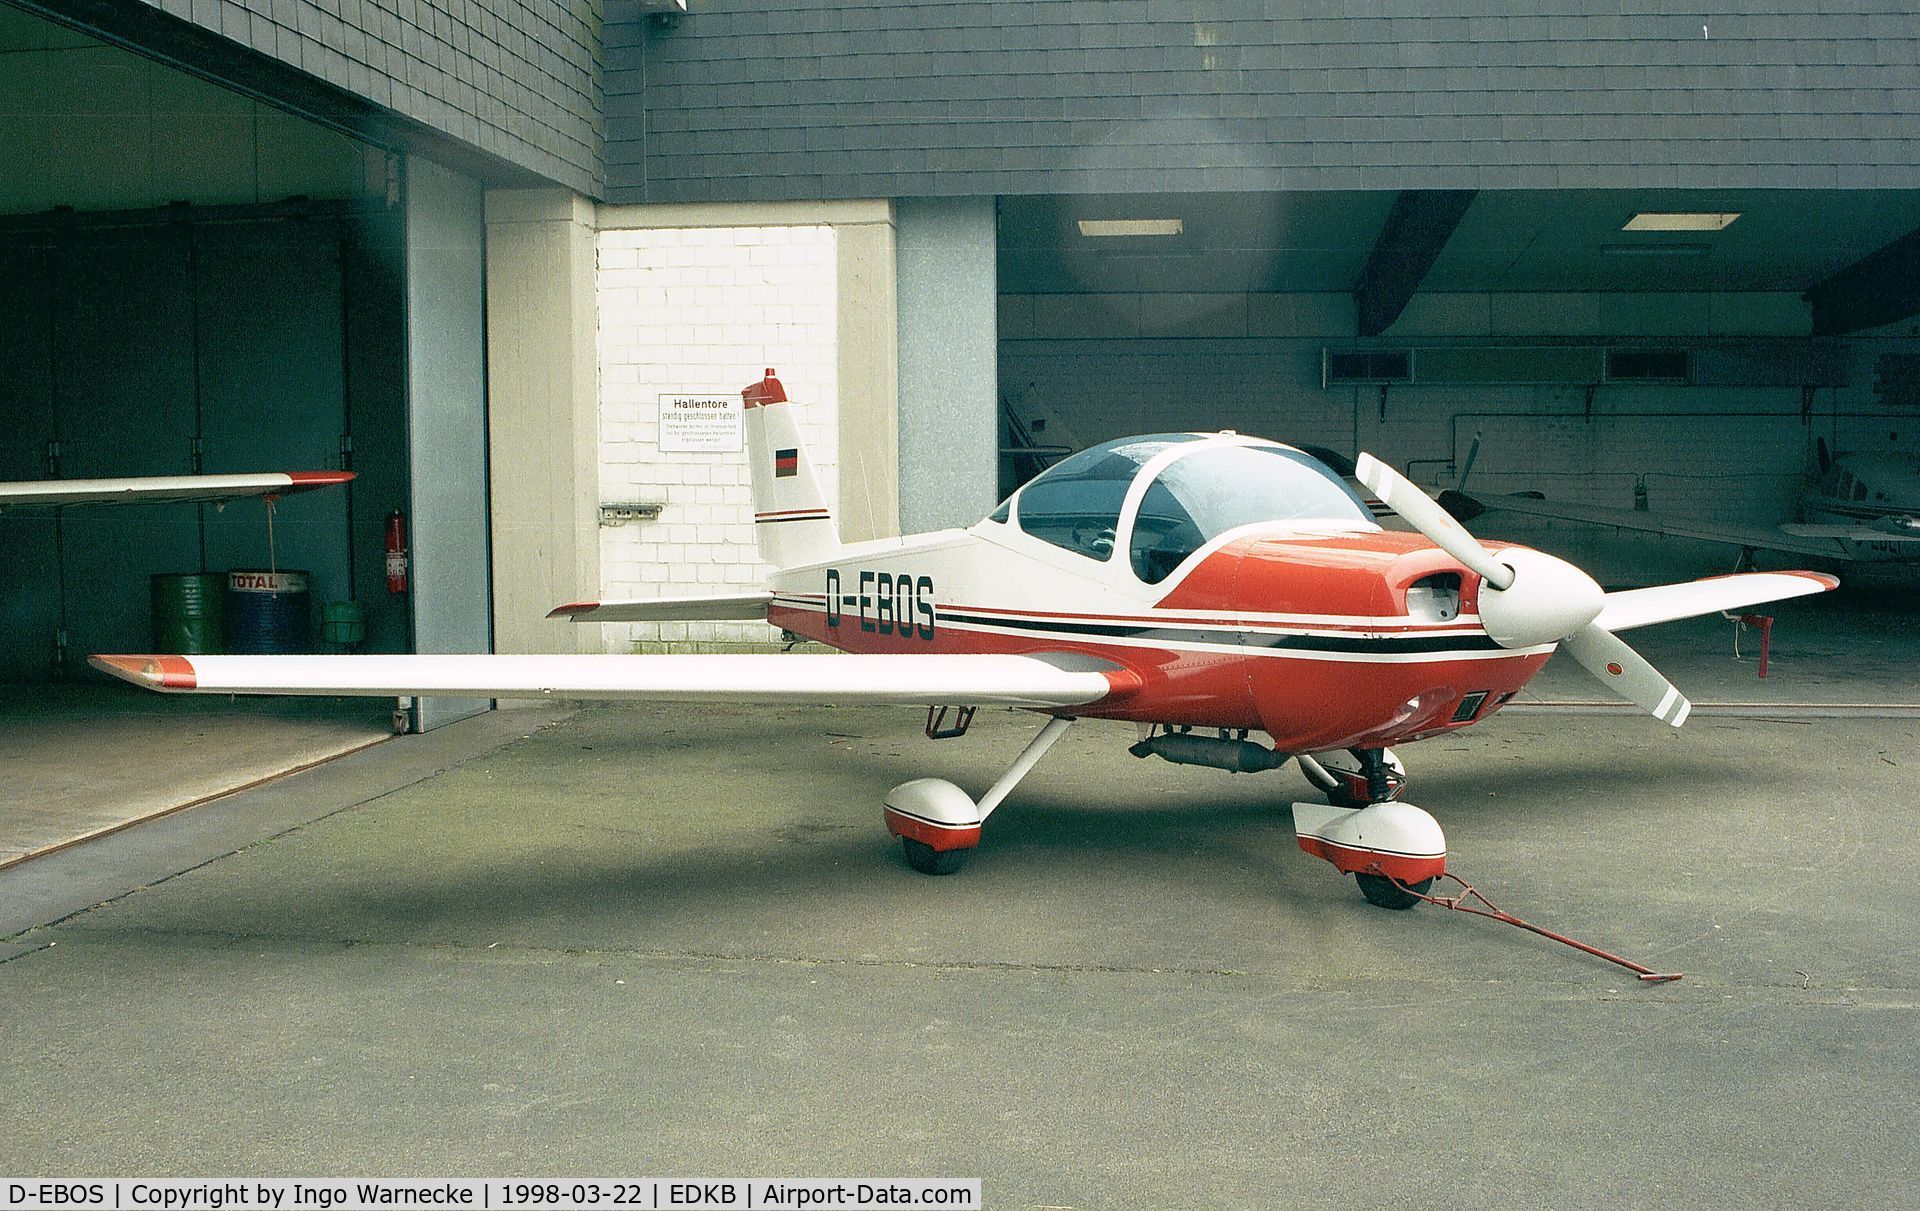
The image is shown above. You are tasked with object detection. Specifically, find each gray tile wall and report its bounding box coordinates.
[608,1,1920,202]
[132,0,602,193]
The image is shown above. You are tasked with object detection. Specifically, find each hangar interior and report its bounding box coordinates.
[0,4,418,860]
[0,4,417,666]
[991,188,1920,705]
[996,189,1919,581]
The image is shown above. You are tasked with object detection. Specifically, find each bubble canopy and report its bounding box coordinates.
[992,434,1378,583]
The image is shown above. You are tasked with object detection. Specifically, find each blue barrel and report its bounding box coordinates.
[226,569,312,654]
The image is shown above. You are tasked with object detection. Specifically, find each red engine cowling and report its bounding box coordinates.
[1161,531,1548,753]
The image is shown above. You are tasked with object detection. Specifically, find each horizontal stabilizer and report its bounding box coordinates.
[0,470,353,510]
[547,591,773,622]
[1595,571,1840,633]
[91,652,1138,710]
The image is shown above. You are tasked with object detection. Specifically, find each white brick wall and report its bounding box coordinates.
[596,224,838,649]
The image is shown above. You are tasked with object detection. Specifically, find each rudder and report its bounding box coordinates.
[741,368,841,568]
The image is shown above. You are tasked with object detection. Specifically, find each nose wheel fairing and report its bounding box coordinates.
[1292,799,1448,889]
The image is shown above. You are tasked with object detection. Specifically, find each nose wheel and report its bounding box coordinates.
[1355,871,1434,910]
[901,836,967,876]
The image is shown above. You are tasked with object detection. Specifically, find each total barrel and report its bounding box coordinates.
[226,569,312,653]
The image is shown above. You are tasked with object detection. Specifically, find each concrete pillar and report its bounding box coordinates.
[834,208,900,541]
[404,156,491,730]
[896,196,998,533]
[483,188,600,655]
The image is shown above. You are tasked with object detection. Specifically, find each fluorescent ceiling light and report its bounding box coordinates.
[1622,212,1740,231]
[1077,219,1184,238]
[1600,243,1710,257]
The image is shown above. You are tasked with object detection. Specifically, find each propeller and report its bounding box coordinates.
[1354,453,1513,589]
[1353,453,1693,727]
[1561,626,1692,726]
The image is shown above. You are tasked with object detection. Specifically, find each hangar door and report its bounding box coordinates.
[0,200,412,682]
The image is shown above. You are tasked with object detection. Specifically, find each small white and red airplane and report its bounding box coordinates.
[94,372,1837,909]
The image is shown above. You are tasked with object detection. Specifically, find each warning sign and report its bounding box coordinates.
[658,393,742,453]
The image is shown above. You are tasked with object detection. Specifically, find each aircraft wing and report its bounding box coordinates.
[1596,571,1840,632]
[90,652,1138,710]
[0,471,354,510]
[1454,491,1852,560]
[1780,521,1920,541]
[547,591,773,622]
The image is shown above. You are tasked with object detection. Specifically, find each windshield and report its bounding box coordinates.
[1129,444,1374,582]
[1014,435,1200,560]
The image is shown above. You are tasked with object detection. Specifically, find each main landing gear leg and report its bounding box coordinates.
[883,715,1076,875]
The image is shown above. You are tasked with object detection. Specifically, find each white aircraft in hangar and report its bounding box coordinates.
[1440,438,1920,568]
[95,371,1838,911]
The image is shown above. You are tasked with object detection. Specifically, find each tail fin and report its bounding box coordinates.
[741,368,842,568]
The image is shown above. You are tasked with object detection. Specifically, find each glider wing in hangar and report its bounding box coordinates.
[0,470,355,510]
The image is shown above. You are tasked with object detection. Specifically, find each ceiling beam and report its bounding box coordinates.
[1353,190,1477,337]
[1805,224,1920,336]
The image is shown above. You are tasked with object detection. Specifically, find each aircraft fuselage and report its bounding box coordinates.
[767,522,1550,754]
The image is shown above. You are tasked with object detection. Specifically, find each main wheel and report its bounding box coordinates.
[1355,872,1432,910]
[901,836,968,876]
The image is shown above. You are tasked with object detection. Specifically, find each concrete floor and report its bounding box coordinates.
[0,687,393,864]
[1,701,1915,1207]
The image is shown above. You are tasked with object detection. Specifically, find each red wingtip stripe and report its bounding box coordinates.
[283,471,357,488]
[1781,570,1842,590]
[90,654,198,689]
[546,601,599,618]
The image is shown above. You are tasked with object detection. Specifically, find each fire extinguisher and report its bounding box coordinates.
[385,509,409,595]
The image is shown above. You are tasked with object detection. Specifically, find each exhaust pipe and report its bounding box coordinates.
[1129,731,1289,773]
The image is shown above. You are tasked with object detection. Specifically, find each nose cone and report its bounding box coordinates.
[1476,547,1605,648]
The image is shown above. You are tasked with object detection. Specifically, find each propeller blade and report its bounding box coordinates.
[1560,623,1692,727]
[1353,452,1514,589]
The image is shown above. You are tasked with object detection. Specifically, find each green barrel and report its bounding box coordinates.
[322,600,366,646]
[150,573,226,653]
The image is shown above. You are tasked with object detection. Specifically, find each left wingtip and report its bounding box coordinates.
[1783,570,1842,591]
[90,654,199,689]
[546,601,598,619]
[284,471,356,490]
